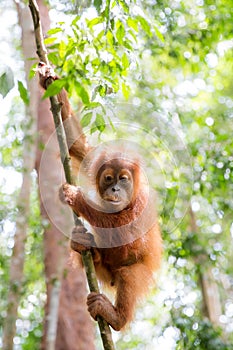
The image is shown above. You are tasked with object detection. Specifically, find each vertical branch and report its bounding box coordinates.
[28,0,48,64]
[28,1,115,349]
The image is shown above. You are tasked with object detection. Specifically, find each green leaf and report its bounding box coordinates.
[18,81,29,106]
[123,41,132,51]
[81,112,92,127]
[111,0,117,9]
[48,52,60,66]
[0,67,14,97]
[95,113,106,132]
[127,18,139,32]
[44,37,57,45]
[84,102,105,112]
[75,82,90,105]
[71,16,81,27]
[94,0,102,12]
[118,0,129,13]
[137,15,152,37]
[116,21,125,45]
[128,29,138,43]
[90,122,98,134]
[122,81,130,99]
[47,27,63,35]
[97,29,105,41]
[59,40,66,59]
[154,25,164,42]
[106,30,114,47]
[43,79,66,99]
[92,57,101,66]
[122,53,130,70]
[86,17,102,29]
[98,84,107,97]
[105,0,111,27]
[29,63,38,80]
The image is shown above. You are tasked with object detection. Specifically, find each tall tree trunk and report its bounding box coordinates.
[35,1,95,349]
[189,207,222,326]
[2,4,38,350]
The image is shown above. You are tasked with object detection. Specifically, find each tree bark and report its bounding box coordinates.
[35,1,95,349]
[2,4,39,349]
[189,207,222,326]
[199,268,222,326]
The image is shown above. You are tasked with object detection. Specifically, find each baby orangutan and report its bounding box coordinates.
[37,62,161,330]
[61,150,162,331]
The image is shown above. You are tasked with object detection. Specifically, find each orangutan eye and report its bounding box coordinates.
[105,175,113,182]
[120,174,128,181]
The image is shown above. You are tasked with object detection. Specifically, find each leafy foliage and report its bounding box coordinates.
[172,316,231,350]
[45,0,161,106]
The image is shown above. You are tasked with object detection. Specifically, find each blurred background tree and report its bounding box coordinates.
[0,0,232,349]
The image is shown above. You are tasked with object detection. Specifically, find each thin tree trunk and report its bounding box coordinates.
[189,207,222,326]
[199,268,222,325]
[35,1,95,349]
[2,4,38,350]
